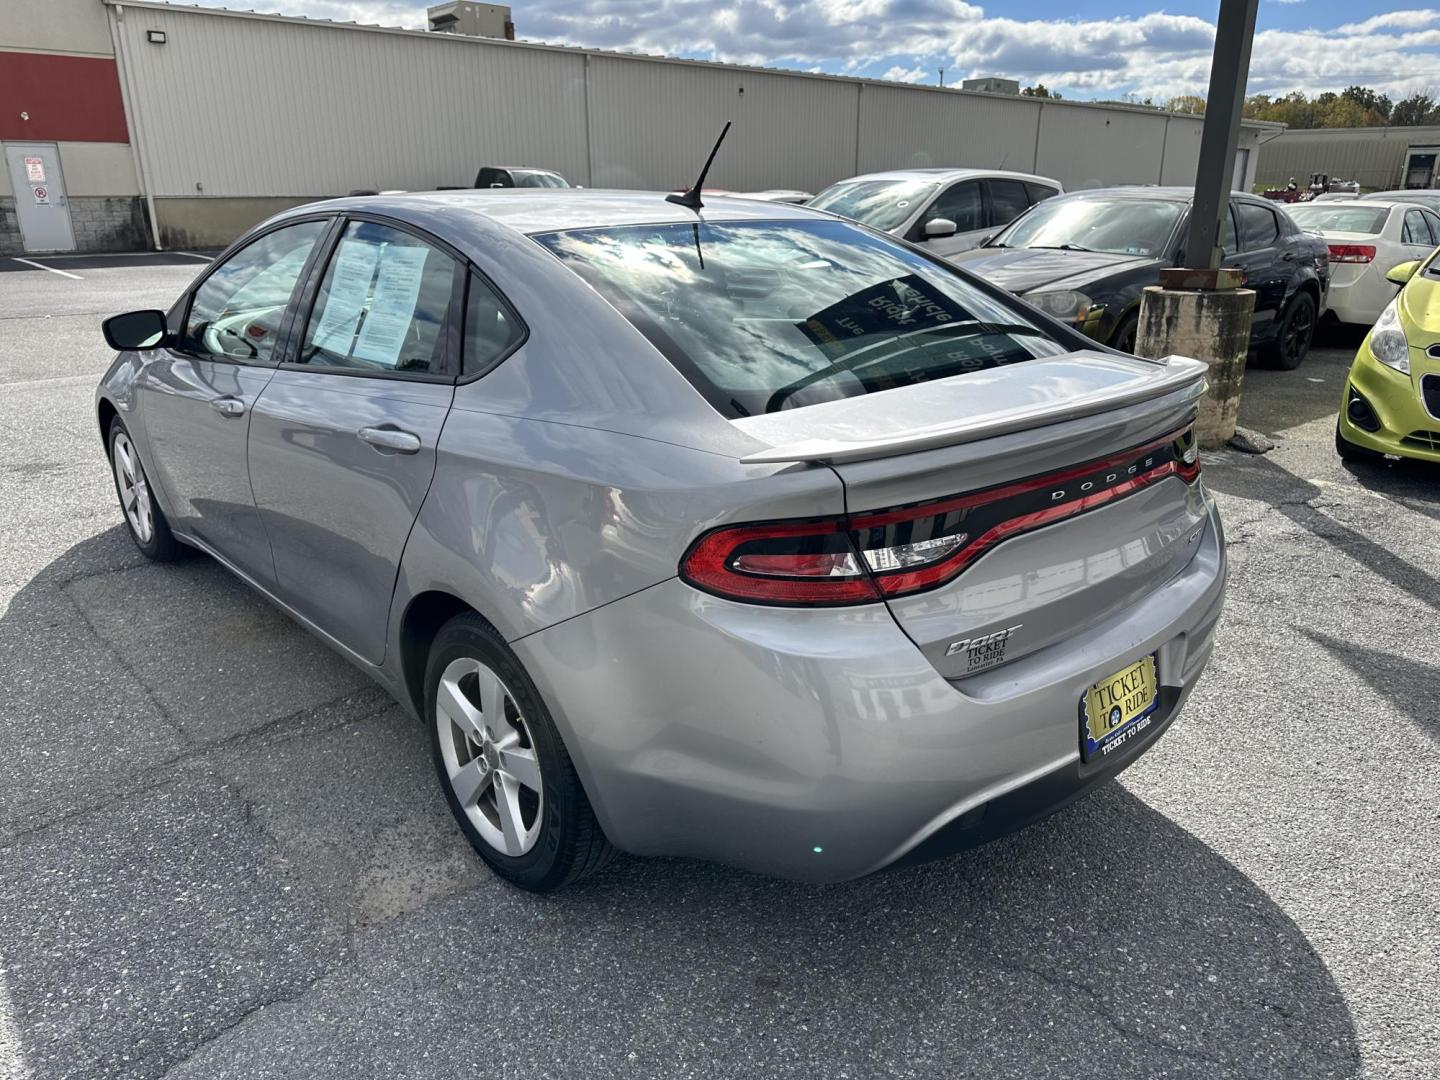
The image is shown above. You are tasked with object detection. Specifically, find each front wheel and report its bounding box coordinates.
[1109,312,1139,355]
[1263,291,1317,371]
[425,613,615,892]
[108,418,179,561]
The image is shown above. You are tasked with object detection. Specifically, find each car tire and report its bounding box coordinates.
[1335,422,1383,464]
[1109,312,1139,355]
[425,612,616,892]
[1262,291,1317,371]
[107,417,180,561]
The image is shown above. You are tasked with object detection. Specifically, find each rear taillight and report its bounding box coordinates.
[681,426,1202,606]
[1327,244,1376,264]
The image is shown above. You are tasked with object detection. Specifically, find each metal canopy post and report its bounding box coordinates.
[1183,0,1260,271]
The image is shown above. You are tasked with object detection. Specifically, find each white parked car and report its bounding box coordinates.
[808,168,1064,259]
[1286,200,1440,325]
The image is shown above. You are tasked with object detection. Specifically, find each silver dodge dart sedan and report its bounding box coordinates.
[96,191,1225,892]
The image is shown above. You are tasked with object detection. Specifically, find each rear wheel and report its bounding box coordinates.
[108,418,179,561]
[425,613,615,892]
[1263,291,1317,370]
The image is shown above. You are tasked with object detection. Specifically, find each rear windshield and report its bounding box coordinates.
[1287,205,1389,234]
[536,218,1070,418]
[807,180,939,232]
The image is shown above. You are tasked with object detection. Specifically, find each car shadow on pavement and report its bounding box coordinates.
[0,529,1363,1079]
[1204,452,1440,615]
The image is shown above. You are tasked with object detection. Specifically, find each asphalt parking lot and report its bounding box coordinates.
[1,251,1437,1080]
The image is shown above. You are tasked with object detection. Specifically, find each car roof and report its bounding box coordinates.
[301,189,826,236]
[1363,189,1440,197]
[827,168,1060,186]
[1296,199,1405,210]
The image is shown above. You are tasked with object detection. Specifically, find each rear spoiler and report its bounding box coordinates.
[736,354,1209,465]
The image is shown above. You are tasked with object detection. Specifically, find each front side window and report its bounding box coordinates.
[297,220,458,375]
[536,218,1070,418]
[916,180,982,235]
[808,179,941,232]
[1236,202,1280,250]
[993,196,1183,258]
[183,220,327,362]
[986,180,1031,227]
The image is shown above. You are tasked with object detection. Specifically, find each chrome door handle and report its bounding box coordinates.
[358,426,421,454]
[210,397,246,417]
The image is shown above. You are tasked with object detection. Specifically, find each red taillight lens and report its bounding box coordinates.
[680,426,1201,606]
[1327,244,1375,264]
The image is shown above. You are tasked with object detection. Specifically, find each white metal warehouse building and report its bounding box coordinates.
[1,0,1276,252]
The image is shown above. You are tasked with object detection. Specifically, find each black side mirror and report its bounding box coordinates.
[102,310,168,351]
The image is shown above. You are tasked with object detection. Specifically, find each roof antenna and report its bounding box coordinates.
[667,121,732,211]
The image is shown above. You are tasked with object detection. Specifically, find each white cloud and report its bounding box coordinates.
[204,1,1440,103]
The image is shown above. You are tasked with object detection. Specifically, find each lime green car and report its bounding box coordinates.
[1337,254,1440,464]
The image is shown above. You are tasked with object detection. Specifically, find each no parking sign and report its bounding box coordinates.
[32,185,49,205]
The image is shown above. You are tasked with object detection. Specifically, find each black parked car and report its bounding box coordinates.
[950,187,1331,369]
[474,166,570,189]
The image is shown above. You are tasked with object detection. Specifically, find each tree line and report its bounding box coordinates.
[1162,86,1440,128]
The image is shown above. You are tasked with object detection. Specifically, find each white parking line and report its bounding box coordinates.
[11,258,82,280]
[176,252,214,262]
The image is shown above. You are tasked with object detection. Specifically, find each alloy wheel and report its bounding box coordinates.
[1284,299,1315,365]
[112,431,154,544]
[435,656,544,856]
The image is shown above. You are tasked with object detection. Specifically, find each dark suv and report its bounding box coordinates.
[951,187,1331,369]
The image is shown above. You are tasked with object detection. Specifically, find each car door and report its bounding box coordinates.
[137,217,332,584]
[907,179,984,259]
[245,216,464,663]
[1229,200,1289,333]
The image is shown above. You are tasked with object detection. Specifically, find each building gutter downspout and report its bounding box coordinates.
[108,3,163,250]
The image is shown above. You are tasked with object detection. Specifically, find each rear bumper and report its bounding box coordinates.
[1325,265,1391,326]
[515,494,1227,883]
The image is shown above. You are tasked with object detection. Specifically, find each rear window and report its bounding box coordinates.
[536,219,1070,418]
[1287,205,1389,234]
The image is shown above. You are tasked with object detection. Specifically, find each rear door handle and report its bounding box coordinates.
[210,397,246,417]
[358,426,421,454]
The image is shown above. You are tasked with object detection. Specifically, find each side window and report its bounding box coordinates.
[1221,207,1239,255]
[1403,209,1432,245]
[987,180,1031,227]
[183,220,327,363]
[1024,182,1060,206]
[297,220,459,376]
[1236,202,1279,250]
[476,168,511,188]
[1424,210,1440,245]
[927,180,982,232]
[463,273,525,377]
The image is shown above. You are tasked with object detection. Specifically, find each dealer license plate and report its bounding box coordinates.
[1080,655,1159,762]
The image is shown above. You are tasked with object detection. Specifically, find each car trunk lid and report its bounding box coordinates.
[731,351,1210,680]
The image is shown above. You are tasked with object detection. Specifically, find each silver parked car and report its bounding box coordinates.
[97,191,1225,891]
[808,168,1064,259]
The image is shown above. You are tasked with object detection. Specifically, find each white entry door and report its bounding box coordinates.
[4,143,76,253]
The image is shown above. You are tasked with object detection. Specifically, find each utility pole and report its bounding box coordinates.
[1184,0,1260,271]
[1135,0,1262,449]
[938,68,945,88]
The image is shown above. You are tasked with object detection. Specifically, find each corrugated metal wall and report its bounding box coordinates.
[109,2,1270,201]
[855,86,1041,176]
[1254,127,1440,190]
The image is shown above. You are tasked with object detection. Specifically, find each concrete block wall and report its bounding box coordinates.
[0,199,20,256]
[0,196,149,256]
[67,196,149,251]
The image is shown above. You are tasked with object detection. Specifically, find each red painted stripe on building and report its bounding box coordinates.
[0,51,129,142]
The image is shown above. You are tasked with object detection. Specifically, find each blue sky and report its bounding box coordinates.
[212,1,1440,102]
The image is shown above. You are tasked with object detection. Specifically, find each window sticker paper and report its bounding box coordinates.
[311,239,381,356]
[352,244,430,367]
